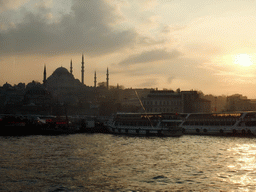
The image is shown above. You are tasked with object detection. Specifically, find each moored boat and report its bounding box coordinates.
[37,115,80,135]
[0,114,80,136]
[107,113,182,137]
[179,112,256,136]
[0,114,37,136]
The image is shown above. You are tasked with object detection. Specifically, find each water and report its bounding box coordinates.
[1,133,256,191]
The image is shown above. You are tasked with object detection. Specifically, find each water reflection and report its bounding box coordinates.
[2,135,256,191]
[227,143,256,188]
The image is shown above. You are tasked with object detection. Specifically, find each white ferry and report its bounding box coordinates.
[107,113,183,137]
[179,112,256,136]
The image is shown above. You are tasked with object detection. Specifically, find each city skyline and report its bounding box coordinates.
[1,0,256,98]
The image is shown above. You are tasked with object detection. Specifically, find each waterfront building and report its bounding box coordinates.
[194,98,212,113]
[119,88,154,108]
[226,94,256,112]
[142,90,211,113]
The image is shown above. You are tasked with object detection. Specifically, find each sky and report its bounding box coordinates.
[1,0,256,98]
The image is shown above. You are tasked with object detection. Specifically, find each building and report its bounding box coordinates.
[119,88,154,107]
[23,81,52,106]
[46,67,83,103]
[226,94,256,111]
[0,55,112,115]
[142,90,211,113]
[194,98,212,113]
[43,56,111,115]
[0,82,26,113]
[22,81,53,114]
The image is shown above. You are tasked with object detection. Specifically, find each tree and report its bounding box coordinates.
[98,82,106,88]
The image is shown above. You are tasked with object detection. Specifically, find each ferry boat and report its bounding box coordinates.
[107,113,183,137]
[179,112,256,136]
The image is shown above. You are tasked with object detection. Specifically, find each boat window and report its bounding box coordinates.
[245,121,256,126]
[225,121,236,126]
[183,121,188,125]
[244,113,256,119]
[220,122,226,126]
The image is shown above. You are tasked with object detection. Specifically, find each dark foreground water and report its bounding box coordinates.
[1,134,256,192]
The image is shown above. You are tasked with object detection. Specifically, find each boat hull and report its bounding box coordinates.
[107,126,182,137]
[1,124,80,136]
[181,125,255,137]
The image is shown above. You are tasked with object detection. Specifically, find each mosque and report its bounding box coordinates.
[43,55,110,106]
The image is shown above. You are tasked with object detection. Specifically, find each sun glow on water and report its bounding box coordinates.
[226,144,256,188]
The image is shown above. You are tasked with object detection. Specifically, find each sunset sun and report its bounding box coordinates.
[234,54,253,67]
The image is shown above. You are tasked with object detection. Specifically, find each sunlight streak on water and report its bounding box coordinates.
[226,143,256,189]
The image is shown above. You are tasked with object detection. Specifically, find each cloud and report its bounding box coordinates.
[137,78,158,87]
[139,0,158,10]
[34,0,53,9]
[0,0,138,56]
[119,49,182,65]
[183,43,224,57]
[180,15,256,53]
[167,76,175,83]
[161,24,187,34]
[0,0,28,12]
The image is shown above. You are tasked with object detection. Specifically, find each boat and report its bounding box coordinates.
[69,115,109,133]
[0,114,80,136]
[179,111,256,136]
[107,113,183,137]
[37,115,80,135]
[0,114,43,136]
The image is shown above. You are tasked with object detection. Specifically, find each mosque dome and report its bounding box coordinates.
[47,67,74,81]
[46,66,82,94]
[52,67,70,76]
[3,82,12,89]
[26,81,44,91]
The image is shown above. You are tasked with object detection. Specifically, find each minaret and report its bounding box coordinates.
[70,60,73,74]
[94,71,97,88]
[43,65,47,87]
[106,67,109,90]
[81,54,84,84]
